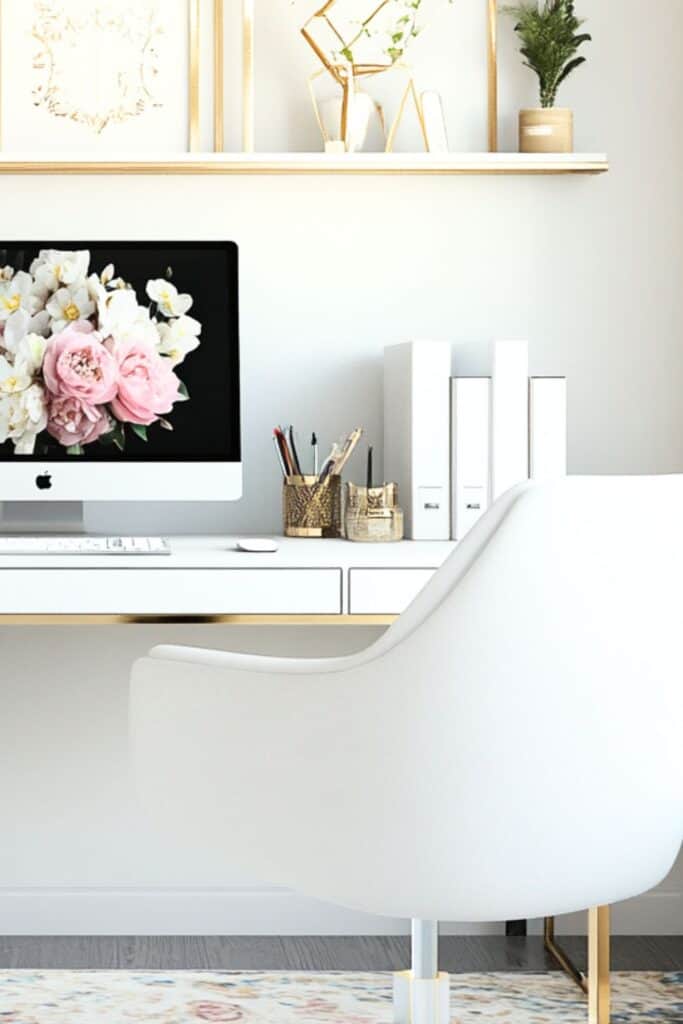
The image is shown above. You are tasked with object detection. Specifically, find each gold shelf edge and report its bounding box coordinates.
[0,614,397,626]
[0,159,609,176]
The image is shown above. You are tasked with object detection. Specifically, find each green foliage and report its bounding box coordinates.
[99,421,126,452]
[502,0,590,108]
[130,423,149,443]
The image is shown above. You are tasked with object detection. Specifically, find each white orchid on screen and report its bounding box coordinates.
[0,271,43,321]
[0,383,48,455]
[2,309,50,355]
[0,250,202,456]
[30,249,91,291]
[146,279,193,318]
[46,285,96,332]
[157,315,201,366]
[95,287,159,349]
[0,353,33,395]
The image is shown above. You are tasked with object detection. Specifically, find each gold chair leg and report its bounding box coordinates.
[588,906,610,1024]
[543,907,610,1022]
[544,915,587,992]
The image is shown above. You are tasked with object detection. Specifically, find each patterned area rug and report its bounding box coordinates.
[0,970,680,1022]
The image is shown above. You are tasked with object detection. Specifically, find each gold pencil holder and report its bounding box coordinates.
[283,475,343,538]
[345,482,404,543]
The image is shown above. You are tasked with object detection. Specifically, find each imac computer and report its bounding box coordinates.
[0,241,241,543]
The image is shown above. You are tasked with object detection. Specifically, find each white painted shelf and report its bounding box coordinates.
[0,152,608,175]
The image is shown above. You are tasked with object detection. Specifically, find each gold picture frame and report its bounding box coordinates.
[242,0,255,152]
[488,0,498,152]
[213,0,252,152]
[214,0,225,151]
[0,0,221,154]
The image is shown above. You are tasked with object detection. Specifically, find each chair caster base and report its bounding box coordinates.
[393,969,450,1024]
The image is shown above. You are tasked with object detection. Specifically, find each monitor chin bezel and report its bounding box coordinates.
[0,462,243,502]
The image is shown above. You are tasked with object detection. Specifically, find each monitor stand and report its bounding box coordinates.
[0,502,85,535]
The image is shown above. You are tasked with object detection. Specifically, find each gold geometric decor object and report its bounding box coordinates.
[300,0,428,151]
[307,63,427,153]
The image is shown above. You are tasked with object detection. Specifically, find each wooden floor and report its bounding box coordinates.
[0,935,680,972]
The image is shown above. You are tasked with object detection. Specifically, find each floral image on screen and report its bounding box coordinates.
[0,249,201,455]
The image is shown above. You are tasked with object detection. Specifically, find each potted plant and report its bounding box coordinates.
[502,0,591,154]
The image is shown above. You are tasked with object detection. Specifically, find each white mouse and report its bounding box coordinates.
[236,538,280,553]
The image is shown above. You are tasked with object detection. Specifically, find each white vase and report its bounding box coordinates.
[319,90,384,153]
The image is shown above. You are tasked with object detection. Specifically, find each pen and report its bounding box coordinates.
[366,445,373,490]
[273,433,287,477]
[311,432,319,476]
[274,427,295,476]
[288,426,303,476]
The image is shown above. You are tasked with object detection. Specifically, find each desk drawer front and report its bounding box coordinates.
[0,568,342,616]
[349,568,435,615]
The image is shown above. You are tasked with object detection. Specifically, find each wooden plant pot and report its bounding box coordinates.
[519,108,573,154]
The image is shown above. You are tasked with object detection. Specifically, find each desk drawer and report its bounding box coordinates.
[0,568,342,616]
[348,568,435,615]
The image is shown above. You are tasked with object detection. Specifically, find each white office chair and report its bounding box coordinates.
[130,477,683,1024]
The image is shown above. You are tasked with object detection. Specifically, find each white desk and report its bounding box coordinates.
[0,537,456,624]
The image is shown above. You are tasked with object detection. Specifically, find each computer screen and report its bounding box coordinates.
[0,241,240,465]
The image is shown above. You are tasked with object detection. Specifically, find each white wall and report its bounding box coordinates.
[0,0,681,934]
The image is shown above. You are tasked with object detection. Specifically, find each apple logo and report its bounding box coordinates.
[35,472,52,491]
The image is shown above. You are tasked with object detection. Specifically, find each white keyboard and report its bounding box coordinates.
[0,536,171,556]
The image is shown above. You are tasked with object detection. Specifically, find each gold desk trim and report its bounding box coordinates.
[0,614,397,626]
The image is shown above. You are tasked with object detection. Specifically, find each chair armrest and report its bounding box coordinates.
[147,644,364,676]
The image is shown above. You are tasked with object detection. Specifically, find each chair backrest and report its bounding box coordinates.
[131,477,683,923]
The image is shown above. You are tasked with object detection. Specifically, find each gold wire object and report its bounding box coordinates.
[283,475,343,538]
[301,1,427,151]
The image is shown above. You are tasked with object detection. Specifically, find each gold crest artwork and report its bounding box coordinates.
[301,0,427,152]
[32,0,164,135]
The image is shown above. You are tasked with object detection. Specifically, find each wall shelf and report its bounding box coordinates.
[0,152,608,176]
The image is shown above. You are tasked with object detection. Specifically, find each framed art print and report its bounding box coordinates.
[0,0,211,153]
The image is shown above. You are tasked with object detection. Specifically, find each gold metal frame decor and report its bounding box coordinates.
[300,0,428,151]
[299,0,499,154]
[307,63,427,153]
[0,0,222,154]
